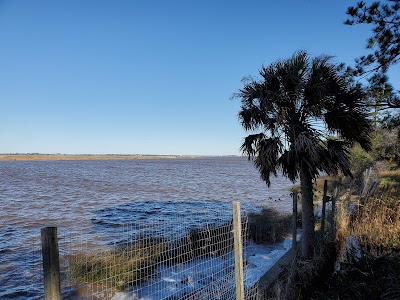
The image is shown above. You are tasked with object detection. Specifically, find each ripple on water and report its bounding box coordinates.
[0,157,294,299]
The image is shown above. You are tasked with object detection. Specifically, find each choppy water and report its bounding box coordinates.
[0,157,294,299]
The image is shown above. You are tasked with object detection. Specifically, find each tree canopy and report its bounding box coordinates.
[236,51,372,257]
[237,51,371,186]
[345,0,400,126]
[345,0,400,76]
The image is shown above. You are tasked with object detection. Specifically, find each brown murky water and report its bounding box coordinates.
[0,157,293,299]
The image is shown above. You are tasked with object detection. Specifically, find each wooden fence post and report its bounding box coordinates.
[320,180,328,241]
[232,201,244,300]
[41,227,61,300]
[330,186,338,241]
[292,191,298,251]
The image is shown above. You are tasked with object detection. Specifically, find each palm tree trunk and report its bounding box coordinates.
[300,165,315,258]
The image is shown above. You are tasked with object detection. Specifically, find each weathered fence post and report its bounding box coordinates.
[292,191,298,252]
[320,180,328,240]
[232,201,244,300]
[41,227,61,300]
[330,185,338,241]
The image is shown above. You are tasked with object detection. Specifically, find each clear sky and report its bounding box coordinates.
[0,0,398,155]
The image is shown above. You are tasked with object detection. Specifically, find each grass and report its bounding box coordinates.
[67,208,292,290]
[68,237,168,291]
[169,223,234,262]
[259,240,336,300]
[310,253,400,300]
[263,190,400,299]
[263,164,400,300]
[68,223,235,291]
[313,176,337,198]
[334,198,352,247]
[307,189,400,299]
[350,195,400,254]
[67,207,298,293]
[378,169,400,192]
[248,207,296,244]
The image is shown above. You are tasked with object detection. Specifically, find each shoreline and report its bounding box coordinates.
[0,154,204,161]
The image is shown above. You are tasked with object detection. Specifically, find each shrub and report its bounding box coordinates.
[349,145,374,192]
[169,223,234,262]
[248,207,294,244]
[372,127,400,165]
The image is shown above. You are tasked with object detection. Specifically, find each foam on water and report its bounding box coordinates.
[0,157,294,298]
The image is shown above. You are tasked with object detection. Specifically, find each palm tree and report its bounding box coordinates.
[236,51,371,258]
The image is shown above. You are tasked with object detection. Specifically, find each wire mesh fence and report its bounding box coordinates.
[52,203,250,300]
[19,199,299,300]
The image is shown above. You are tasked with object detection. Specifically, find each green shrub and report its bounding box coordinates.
[371,127,400,165]
[349,145,374,191]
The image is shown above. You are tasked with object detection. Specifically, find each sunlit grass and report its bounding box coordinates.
[379,169,400,192]
[308,190,400,299]
[68,238,168,291]
[351,195,400,253]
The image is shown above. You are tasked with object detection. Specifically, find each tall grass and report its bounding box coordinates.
[68,237,168,291]
[334,199,352,247]
[351,195,400,254]
[248,207,295,244]
[307,189,400,299]
[268,173,400,300]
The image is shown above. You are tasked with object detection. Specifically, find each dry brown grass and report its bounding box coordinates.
[334,199,352,247]
[351,195,400,253]
[276,170,400,299]
[334,189,400,257]
[306,191,400,299]
[68,238,168,291]
[379,168,400,177]
[248,207,295,244]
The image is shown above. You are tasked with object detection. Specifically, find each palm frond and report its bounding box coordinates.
[254,137,283,186]
[278,149,300,181]
[318,139,352,177]
[236,50,372,186]
[240,133,266,158]
[325,108,372,150]
[241,134,283,186]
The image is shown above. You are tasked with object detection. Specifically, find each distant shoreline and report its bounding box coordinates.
[0,154,204,161]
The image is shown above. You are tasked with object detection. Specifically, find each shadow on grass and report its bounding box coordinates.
[248,207,298,244]
[310,253,400,300]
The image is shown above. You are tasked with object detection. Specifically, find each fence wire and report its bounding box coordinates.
[58,206,252,300]
[18,200,298,300]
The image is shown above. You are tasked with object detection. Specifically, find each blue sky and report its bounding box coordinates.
[0,0,397,155]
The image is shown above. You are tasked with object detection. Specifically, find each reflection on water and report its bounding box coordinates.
[0,157,293,298]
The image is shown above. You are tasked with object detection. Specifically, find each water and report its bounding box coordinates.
[0,157,294,299]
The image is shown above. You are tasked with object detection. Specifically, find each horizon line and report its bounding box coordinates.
[0,153,241,157]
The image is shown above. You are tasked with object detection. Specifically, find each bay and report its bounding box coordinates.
[0,157,294,299]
